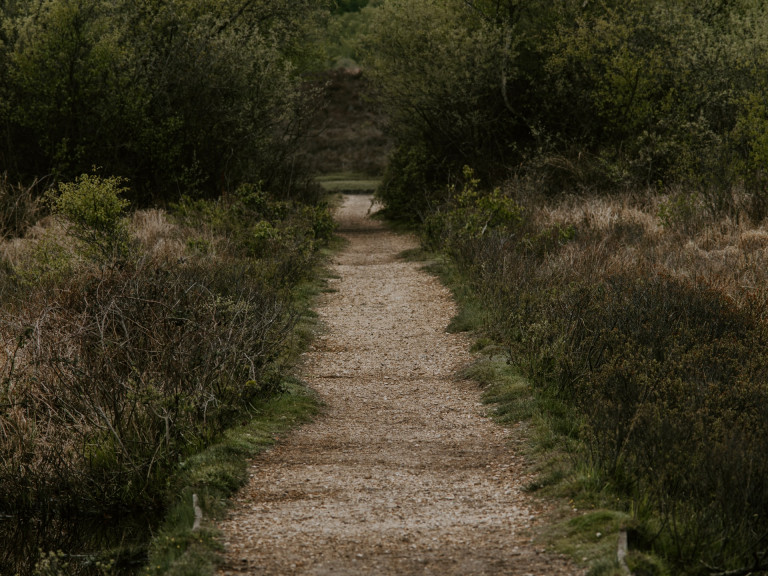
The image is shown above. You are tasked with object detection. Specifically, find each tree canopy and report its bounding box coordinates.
[363,0,768,220]
[0,0,330,204]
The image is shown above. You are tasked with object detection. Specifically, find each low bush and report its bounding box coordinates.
[0,172,334,572]
[425,177,768,574]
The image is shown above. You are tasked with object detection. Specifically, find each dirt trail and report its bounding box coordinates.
[217,195,580,575]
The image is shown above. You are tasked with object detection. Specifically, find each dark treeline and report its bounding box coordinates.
[0,0,330,205]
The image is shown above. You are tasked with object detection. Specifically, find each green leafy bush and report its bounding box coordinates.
[423,167,525,252]
[48,173,130,262]
[0,0,327,203]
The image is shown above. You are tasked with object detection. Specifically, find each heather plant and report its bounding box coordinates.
[0,181,334,560]
[0,256,296,512]
[427,186,768,573]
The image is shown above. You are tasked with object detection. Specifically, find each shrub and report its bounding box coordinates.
[0,0,326,204]
[422,167,525,253]
[47,173,131,262]
[0,185,333,518]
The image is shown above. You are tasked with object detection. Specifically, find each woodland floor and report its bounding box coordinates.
[216,194,583,575]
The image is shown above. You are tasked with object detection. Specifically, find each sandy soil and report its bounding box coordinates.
[216,195,582,575]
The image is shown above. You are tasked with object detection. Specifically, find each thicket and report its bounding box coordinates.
[0,174,335,573]
[0,0,330,206]
[422,175,768,574]
[365,0,768,223]
[364,0,768,573]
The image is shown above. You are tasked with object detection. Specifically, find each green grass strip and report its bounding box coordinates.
[142,379,319,576]
[315,172,381,192]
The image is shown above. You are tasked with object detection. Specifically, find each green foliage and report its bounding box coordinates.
[422,168,527,274]
[324,0,380,67]
[656,188,701,233]
[0,0,328,203]
[332,0,370,14]
[449,167,524,238]
[363,0,521,215]
[172,183,335,267]
[12,231,75,287]
[48,173,130,261]
[377,142,441,222]
[366,0,768,211]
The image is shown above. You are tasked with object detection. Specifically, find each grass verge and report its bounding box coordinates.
[417,250,669,576]
[315,172,381,193]
[142,378,319,576]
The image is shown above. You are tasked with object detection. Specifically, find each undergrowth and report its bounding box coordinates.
[419,169,768,576]
[0,173,336,575]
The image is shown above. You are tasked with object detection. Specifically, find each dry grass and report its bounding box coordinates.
[426,183,768,574]
[0,192,333,523]
[531,191,768,308]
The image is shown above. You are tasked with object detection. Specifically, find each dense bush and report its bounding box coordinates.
[0,173,335,516]
[0,0,328,204]
[364,0,768,219]
[362,0,522,219]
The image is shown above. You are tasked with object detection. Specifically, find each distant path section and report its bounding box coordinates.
[217,195,581,575]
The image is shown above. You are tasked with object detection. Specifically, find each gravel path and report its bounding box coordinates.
[217,195,581,575]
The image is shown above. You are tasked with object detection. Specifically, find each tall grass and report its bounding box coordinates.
[0,173,42,240]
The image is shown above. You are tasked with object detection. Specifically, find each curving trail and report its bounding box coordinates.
[217,195,581,576]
